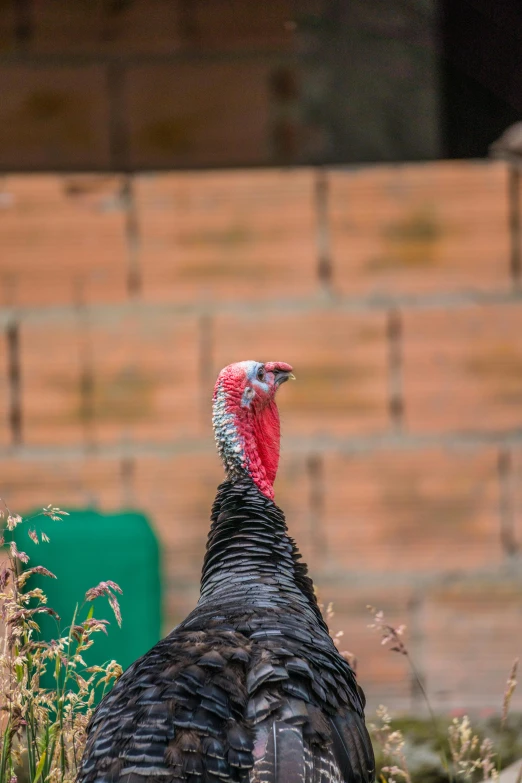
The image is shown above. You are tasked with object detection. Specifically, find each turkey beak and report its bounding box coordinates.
[274,370,296,386]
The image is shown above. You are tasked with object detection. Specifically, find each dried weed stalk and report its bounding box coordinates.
[323,601,358,673]
[0,500,123,783]
[368,705,411,783]
[367,607,407,656]
[365,606,520,783]
[501,658,518,729]
[448,716,498,782]
[366,605,439,736]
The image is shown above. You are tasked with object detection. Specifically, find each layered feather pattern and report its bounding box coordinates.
[78,479,375,783]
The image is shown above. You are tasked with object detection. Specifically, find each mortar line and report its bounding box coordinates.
[386,308,404,429]
[497,448,519,557]
[120,456,136,508]
[307,453,327,560]
[122,175,142,297]
[509,168,521,287]
[315,168,333,289]
[407,592,426,712]
[107,60,130,172]
[3,427,522,461]
[1,287,521,328]
[6,320,22,445]
[14,0,33,48]
[198,312,214,431]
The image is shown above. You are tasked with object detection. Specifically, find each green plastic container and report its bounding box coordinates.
[12,509,162,681]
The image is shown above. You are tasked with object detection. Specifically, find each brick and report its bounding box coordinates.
[0,67,112,170]
[0,458,122,515]
[21,314,201,446]
[85,314,201,443]
[29,0,182,55]
[135,170,318,302]
[0,176,127,305]
[134,453,220,549]
[0,330,10,448]
[133,453,221,625]
[188,0,310,51]
[403,303,522,433]
[127,62,271,169]
[423,581,522,711]
[313,584,415,711]
[512,450,522,549]
[320,580,522,712]
[213,310,389,436]
[274,454,317,569]
[22,323,84,445]
[321,449,501,573]
[0,3,15,51]
[330,161,511,296]
[24,0,307,56]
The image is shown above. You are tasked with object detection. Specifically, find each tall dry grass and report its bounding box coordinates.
[0,502,122,783]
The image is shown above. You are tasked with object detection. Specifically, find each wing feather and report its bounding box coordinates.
[329,713,375,783]
[251,720,307,783]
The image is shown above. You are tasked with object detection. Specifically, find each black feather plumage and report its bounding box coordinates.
[78,477,375,783]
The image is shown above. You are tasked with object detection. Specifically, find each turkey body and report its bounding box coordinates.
[78,479,375,783]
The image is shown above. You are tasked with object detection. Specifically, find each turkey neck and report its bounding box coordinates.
[200,478,295,596]
[197,479,324,627]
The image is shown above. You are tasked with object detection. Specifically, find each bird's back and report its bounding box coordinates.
[79,480,374,783]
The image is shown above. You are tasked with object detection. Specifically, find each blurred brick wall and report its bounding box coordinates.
[0,161,521,714]
[0,0,439,169]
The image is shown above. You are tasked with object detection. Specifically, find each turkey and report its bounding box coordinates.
[78,360,375,783]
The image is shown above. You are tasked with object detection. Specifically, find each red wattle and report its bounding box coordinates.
[235,400,280,499]
[253,400,281,488]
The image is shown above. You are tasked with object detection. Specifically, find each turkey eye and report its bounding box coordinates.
[257,367,265,381]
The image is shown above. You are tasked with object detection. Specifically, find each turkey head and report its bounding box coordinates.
[212,360,294,500]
